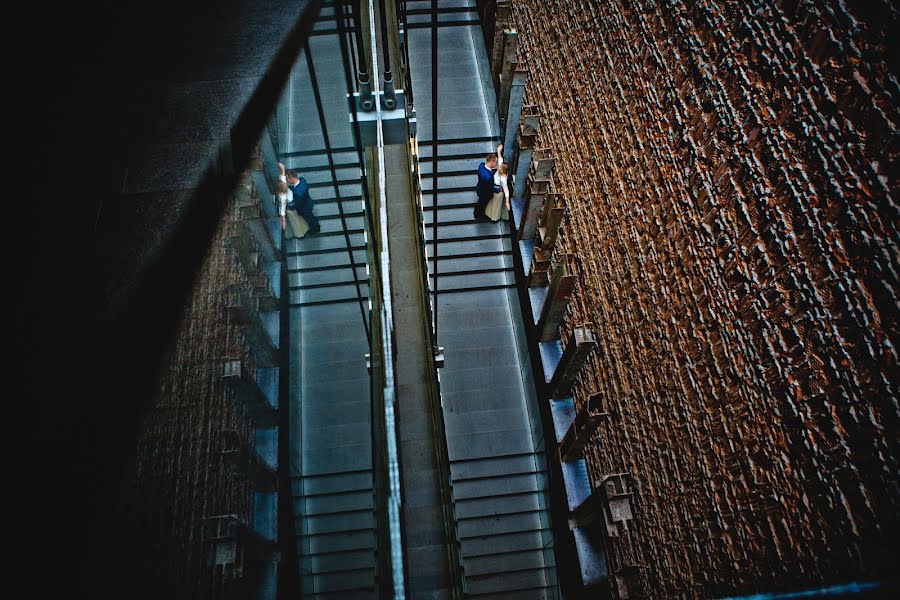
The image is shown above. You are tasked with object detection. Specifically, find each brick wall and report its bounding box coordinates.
[107,189,262,599]
[508,0,898,596]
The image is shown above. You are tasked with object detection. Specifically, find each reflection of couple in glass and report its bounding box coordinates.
[277,162,321,239]
[473,143,509,222]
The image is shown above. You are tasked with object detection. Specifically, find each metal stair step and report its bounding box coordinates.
[464,586,553,600]
[460,529,547,559]
[450,453,541,482]
[464,548,550,577]
[304,510,375,535]
[302,398,372,426]
[301,548,376,574]
[458,510,546,539]
[296,469,373,496]
[465,567,550,596]
[455,491,542,519]
[292,265,368,287]
[304,567,375,594]
[291,281,370,305]
[308,589,377,600]
[300,489,374,516]
[287,249,368,272]
[453,472,542,500]
[303,421,372,451]
[300,529,376,555]
[430,238,509,256]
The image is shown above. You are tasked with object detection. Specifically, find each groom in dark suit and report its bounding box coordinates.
[473,149,501,221]
[286,169,321,233]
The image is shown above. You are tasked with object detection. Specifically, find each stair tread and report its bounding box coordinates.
[465,569,550,595]
[463,548,551,577]
[451,453,543,482]
[458,510,546,539]
[460,529,548,558]
[455,493,544,520]
[301,549,376,574]
[453,472,542,499]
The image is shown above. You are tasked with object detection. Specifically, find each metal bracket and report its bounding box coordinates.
[351,90,409,146]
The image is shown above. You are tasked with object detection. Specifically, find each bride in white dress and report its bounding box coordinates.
[484,143,509,222]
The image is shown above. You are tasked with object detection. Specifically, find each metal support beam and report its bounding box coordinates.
[569,485,605,530]
[549,324,596,397]
[203,514,278,574]
[569,473,634,536]
[257,135,281,201]
[489,1,512,90]
[502,65,528,167]
[222,360,279,428]
[227,288,279,367]
[226,222,262,275]
[233,180,281,265]
[222,430,277,492]
[517,177,547,242]
[247,145,278,202]
[531,148,556,179]
[520,104,540,136]
[557,392,612,462]
[537,193,565,251]
[518,148,554,241]
[511,106,539,195]
[513,145,533,228]
[497,30,518,126]
[251,271,279,313]
[613,565,643,599]
[537,255,578,342]
[527,246,552,288]
[600,473,634,537]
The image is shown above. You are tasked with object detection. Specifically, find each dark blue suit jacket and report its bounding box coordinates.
[476,162,501,200]
[288,177,312,211]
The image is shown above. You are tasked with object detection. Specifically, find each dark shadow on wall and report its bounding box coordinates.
[19,1,320,597]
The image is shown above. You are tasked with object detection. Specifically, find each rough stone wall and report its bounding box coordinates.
[511,0,899,596]
[107,192,260,599]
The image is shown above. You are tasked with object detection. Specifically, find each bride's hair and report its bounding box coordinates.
[499,163,509,175]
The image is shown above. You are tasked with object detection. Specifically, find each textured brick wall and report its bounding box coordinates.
[107,191,261,599]
[509,0,899,596]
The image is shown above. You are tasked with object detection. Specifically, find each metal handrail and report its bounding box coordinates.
[368,0,407,596]
[431,0,440,343]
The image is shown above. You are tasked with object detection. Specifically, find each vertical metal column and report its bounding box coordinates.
[337,0,379,263]
[345,0,359,84]
[379,0,396,107]
[430,0,439,342]
[352,0,374,110]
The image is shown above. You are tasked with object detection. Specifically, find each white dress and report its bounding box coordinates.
[484,156,509,222]
[279,174,310,239]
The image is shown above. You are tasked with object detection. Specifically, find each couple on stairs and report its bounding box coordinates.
[276,161,321,239]
[473,143,510,223]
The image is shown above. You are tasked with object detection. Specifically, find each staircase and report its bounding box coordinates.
[293,469,377,599]
[285,14,377,598]
[452,452,555,599]
[409,1,560,597]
